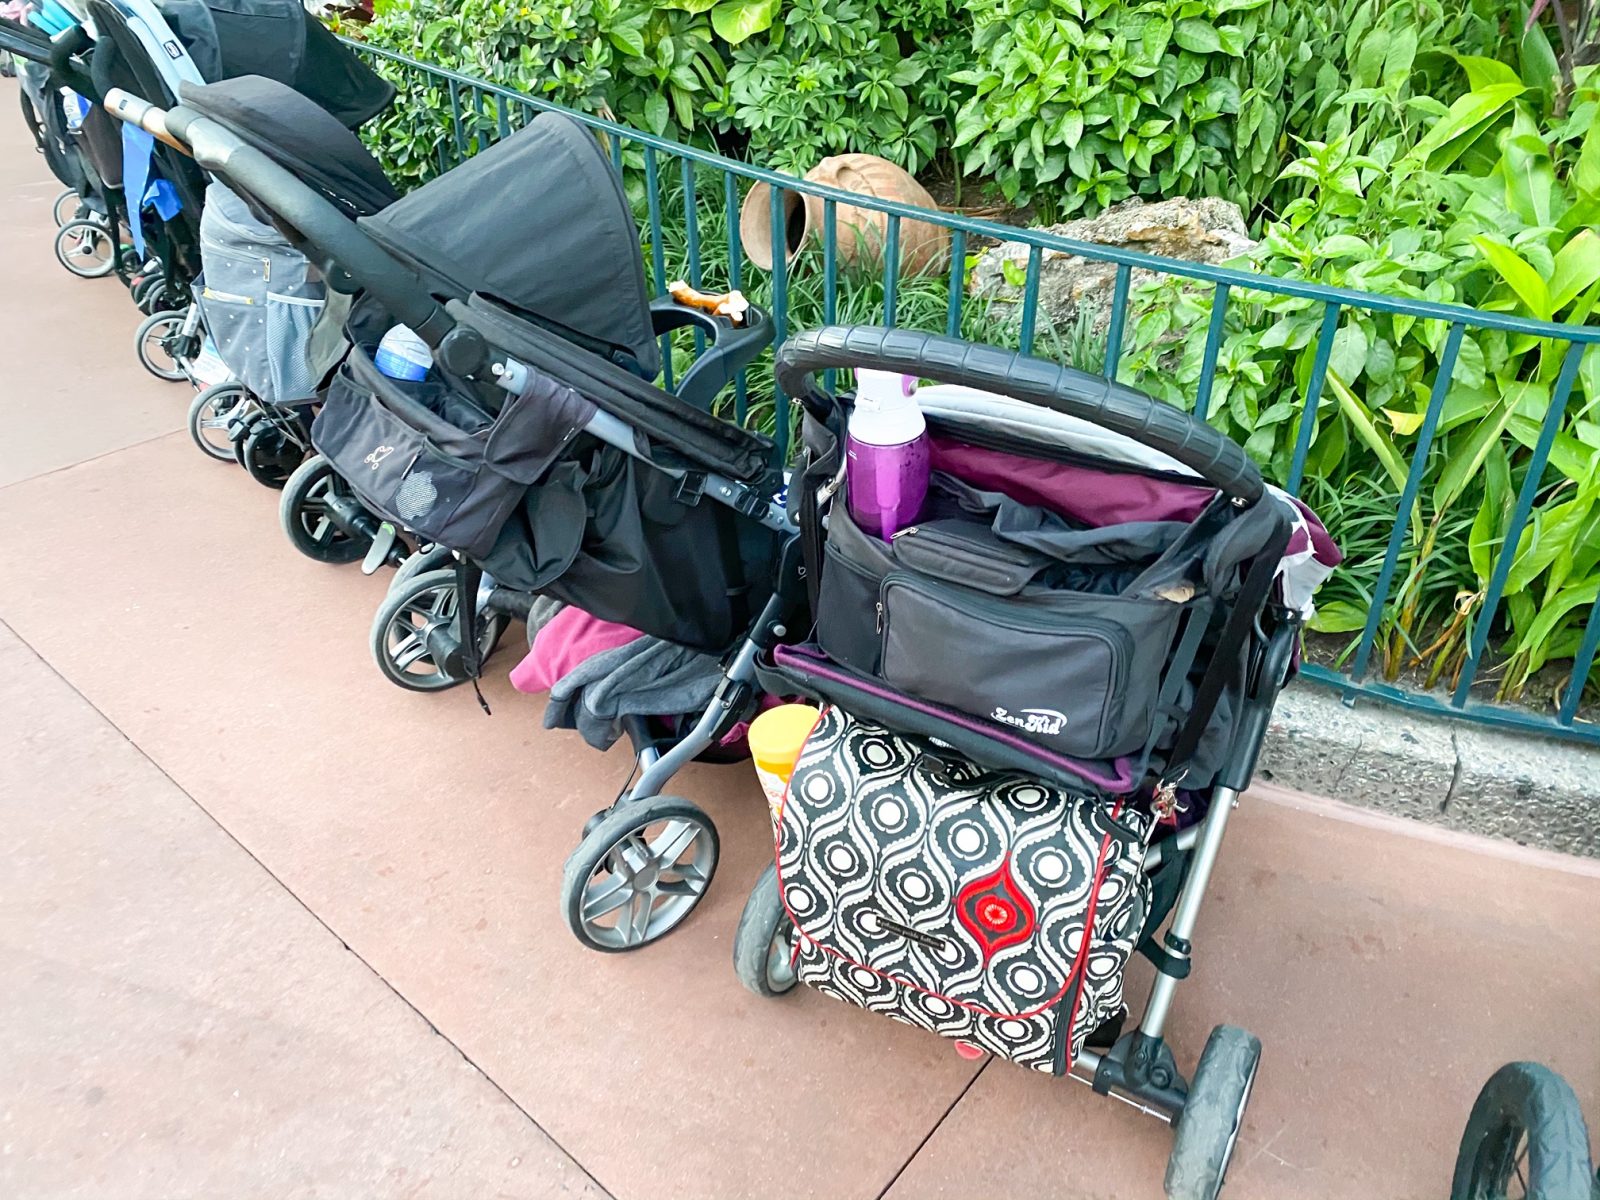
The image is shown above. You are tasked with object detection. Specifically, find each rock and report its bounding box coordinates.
[970,197,1256,336]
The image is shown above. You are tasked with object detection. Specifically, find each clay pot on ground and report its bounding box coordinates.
[738,153,949,276]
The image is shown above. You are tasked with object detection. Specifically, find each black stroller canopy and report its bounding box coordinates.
[158,0,393,128]
[180,77,400,217]
[360,112,660,378]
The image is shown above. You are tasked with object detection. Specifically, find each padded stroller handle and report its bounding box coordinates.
[776,325,1265,503]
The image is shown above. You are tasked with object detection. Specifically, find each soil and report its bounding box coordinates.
[1302,631,1599,728]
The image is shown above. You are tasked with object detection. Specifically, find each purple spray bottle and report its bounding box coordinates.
[846,369,929,540]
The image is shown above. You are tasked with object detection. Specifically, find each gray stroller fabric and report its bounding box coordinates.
[544,636,724,751]
[197,181,325,404]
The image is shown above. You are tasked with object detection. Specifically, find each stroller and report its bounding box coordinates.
[106,76,1338,1200]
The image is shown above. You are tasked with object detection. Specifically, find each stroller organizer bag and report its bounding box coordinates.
[779,705,1153,1074]
[315,304,597,560]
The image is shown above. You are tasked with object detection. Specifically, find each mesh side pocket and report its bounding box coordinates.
[265,292,325,403]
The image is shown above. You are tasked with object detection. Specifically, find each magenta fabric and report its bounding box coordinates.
[929,436,1216,527]
[509,607,644,695]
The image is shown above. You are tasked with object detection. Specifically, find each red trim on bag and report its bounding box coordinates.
[775,741,1127,1024]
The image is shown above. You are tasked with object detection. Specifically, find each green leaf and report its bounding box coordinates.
[1516,578,1600,665]
[643,91,669,136]
[1173,18,1221,54]
[1308,600,1369,634]
[1409,83,1523,172]
[1578,110,1600,198]
[1382,407,1426,436]
[1328,323,1368,385]
[421,18,452,51]
[1317,234,1372,260]
[1456,56,1524,92]
[710,0,779,45]
[1550,230,1600,315]
[1435,391,1519,514]
[1471,236,1553,321]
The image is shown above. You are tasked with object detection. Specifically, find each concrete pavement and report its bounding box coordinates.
[2,83,1597,1199]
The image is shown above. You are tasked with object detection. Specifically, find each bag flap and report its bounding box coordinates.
[777,706,1150,1021]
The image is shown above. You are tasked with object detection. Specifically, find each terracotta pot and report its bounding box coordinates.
[738,153,949,275]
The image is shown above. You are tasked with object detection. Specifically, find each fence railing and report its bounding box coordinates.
[349,41,1600,748]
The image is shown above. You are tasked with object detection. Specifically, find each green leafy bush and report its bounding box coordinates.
[1118,57,1600,703]
[949,0,1333,217]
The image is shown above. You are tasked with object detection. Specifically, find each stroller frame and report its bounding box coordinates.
[105,83,1308,1192]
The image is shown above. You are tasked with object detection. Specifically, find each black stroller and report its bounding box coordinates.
[105,75,1337,1200]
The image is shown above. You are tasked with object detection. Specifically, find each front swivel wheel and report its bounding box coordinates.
[1165,1026,1262,1200]
[561,796,719,952]
[280,455,372,565]
[369,567,506,692]
[733,861,799,997]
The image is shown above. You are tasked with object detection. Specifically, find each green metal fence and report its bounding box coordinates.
[349,41,1600,748]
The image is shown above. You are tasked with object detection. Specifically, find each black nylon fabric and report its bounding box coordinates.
[362,113,659,378]
[179,77,399,217]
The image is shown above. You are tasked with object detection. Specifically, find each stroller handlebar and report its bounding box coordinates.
[775,325,1265,504]
[104,90,452,348]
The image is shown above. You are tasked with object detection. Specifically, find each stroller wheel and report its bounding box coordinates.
[1450,1063,1594,1200]
[54,218,116,278]
[133,277,171,316]
[134,309,189,383]
[53,188,80,228]
[280,456,372,565]
[390,544,454,590]
[733,862,799,997]
[370,567,508,692]
[1164,1026,1261,1200]
[187,383,250,462]
[561,795,719,952]
[240,420,306,489]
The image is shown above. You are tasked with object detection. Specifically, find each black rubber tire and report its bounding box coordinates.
[134,309,188,382]
[134,278,170,316]
[1450,1062,1595,1200]
[53,188,79,228]
[54,218,116,278]
[390,544,454,591]
[369,567,507,692]
[560,795,720,953]
[187,383,249,463]
[240,420,304,489]
[733,862,799,997]
[279,456,372,565]
[1165,1026,1262,1200]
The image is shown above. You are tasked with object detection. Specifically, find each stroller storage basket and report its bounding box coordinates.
[779,705,1152,1074]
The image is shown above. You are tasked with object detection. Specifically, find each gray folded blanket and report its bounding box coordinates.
[544,632,723,750]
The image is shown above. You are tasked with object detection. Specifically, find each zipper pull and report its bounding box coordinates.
[891,525,918,541]
[875,601,884,634]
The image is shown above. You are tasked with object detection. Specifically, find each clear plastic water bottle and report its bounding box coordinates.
[373,324,433,382]
[846,369,929,540]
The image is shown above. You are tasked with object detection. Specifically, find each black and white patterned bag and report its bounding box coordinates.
[778,706,1152,1074]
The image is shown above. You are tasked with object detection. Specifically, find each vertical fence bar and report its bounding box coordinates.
[1284,302,1343,497]
[469,85,485,149]
[1192,283,1231,422]
[1017,244,1043,356]
[723,171,747,424]
[644,147,672,391]
[446,78,466,164]
[1452,342,1588,707]
[1348,323,1465,688]
[945,227,967,338]
[610,131,623,174]
[681,158,704,358]
[822,200,838,394]
[1103,263,1131,380]
[882,216,902,329]
[770,184,790,460]
[1559,593,1600,725]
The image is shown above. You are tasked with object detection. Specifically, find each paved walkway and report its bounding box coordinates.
[2,85,1597,1200]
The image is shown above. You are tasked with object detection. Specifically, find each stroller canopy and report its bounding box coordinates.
[360,112,660,378]
[180,76,399,217]
[86,0,392,128]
